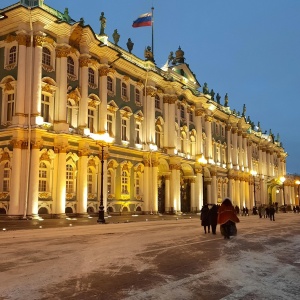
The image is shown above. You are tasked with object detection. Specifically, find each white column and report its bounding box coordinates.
[164,175,170,212]
[152,160,159,212]
[195,109,204,154]
[167,95,176,150]
[27,142,42,217]
[55,145,67,215]
[238,130,243,170]
[195,170,203,211]
[190,178,196,211]
[54,47,69,131]
[211,171,217,204]
[99,67,109,133]
[78,56,89,129]
[226,124,232,168]
[143,157,150,212]
[77,150,88,214]
[14,33,27,125]
[163,97,169,148]
[232,127,238,169]
[204,116,213,160]
[32,36,43,121]
[8,140,23,215]
[243,134,248,171]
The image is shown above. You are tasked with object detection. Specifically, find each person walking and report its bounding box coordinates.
[200,204,210,234]
[208,204,218,234]
[218,198,240,239]
[269,204,275,221]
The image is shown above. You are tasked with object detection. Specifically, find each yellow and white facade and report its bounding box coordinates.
[0,1,297,218]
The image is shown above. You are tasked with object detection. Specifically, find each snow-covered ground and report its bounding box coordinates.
[1,213,300,299]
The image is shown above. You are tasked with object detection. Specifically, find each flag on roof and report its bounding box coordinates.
[132,12,152,28]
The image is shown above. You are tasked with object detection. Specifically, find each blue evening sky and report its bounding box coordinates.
[2,0,300,174]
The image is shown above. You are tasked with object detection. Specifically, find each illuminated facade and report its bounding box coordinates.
[0,1,297,218]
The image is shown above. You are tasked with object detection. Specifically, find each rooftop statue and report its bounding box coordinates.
[242,104,246,116]
[126,38,134,53]
[61,8,71,23]
[216,93,221,104]
[202,82,209,94]
[112,29,120,45]
[168,51,175,65]
[210,89,215,100]
[144,46,154,62]
[79,18,84,26]
[100,12,106,35]
[224,93,229,107]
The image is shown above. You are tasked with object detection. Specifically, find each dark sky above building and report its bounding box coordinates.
[2,0,300,174]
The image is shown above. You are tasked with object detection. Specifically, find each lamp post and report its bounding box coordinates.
[250,170,257,208]
[280,176,286,212]
[92,132,114,223]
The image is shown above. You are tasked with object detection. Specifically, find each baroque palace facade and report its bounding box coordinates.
[0,0,298,218]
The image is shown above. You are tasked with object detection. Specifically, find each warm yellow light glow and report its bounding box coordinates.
[149,143,157,151]
[91,132,114,144]
[280,176,286,184]
[250,170,257,176]
[198,155,207,165]
[295,180,300,185]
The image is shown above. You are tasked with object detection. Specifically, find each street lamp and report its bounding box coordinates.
[280,176,286,212]
[92,132,114,223]
[250,170,257,208]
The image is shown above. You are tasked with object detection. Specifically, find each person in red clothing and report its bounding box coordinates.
[218,198,240,239]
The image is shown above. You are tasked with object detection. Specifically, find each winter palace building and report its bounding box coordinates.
[0,0,298,218]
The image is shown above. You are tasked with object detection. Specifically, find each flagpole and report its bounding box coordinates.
[151,6,154,60]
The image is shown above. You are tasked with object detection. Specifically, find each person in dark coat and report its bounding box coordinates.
[218,198,240,239]
[200,204,210,234]
[269,205,275,221]
[208,204,218,234]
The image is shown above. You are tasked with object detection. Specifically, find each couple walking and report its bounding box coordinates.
[200,198,240,239]
[200,204,218,234]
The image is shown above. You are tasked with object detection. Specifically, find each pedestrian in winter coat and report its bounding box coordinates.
[218,198,240,239]
[269,205,275,221]
[208,204,218,234]
[200,204,210,234]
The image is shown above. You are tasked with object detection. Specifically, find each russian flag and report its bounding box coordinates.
[132,12,152,28]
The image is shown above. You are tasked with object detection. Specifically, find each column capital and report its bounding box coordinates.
[146,86,156,97]
[99,67,110,76]
[79,56,89,68]
[56,46,70,58]
[10,140,23,149]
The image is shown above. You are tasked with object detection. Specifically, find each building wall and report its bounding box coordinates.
[0,2,295,218]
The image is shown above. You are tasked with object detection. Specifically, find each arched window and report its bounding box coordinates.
[9,46,17,64]
[66,164,74,193]
[107,76,113,92]
[88,68,95,84]
[121,82,127,97]
[42,47,51,66]
[67,57,75,75]
[38,162,48,192]
[121,170,129,194]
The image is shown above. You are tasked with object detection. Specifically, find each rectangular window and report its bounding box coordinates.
[135,123,141,144]
[7,94,15,122]
[121,119,127,141]
[107,114,113,136]
[41,94,50,122]
[88,109,95,133]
